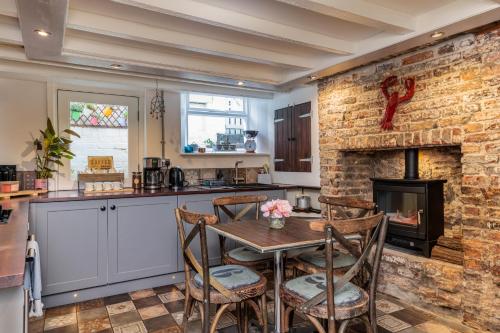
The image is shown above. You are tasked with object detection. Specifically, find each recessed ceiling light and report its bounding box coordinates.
[110,64,122,69]
[34,29,51,37]
[237,81,244,86]
[431,31,444,38]
[309,75,317,80]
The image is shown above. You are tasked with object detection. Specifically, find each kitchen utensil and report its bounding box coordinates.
[143,157,163,190]
[295,194,311,211]
[169,166,188,190]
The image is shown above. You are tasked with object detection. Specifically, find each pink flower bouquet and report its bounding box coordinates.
[261,199,293,219]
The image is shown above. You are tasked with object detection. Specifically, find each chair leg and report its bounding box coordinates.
[243,302,249,333]
[236,302,243,333]
[260,294,268,333]
[182,293,194,332]
[306,315,326,333]
[280,299,286,330]
[361,314,375,333]
[246,299,263,327]
[337,319,350,333]
[287,307,295,332]
[209,303,230,333]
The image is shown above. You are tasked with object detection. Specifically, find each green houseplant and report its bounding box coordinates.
[33,118,80,190]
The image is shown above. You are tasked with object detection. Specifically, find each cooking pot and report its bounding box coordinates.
[295,194,311,210]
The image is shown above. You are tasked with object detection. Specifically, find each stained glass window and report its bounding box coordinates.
[70,102,128,128]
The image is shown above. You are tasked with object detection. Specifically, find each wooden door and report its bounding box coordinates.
[274,106,291,171]
[291,102,311,172]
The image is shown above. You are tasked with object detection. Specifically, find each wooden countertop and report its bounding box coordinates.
[30,184,297,203]
[0,198,29,289]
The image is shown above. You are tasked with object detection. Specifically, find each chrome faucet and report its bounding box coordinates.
[233,160,244,184]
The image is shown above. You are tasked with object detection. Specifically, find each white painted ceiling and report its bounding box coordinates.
[0,0,498,92]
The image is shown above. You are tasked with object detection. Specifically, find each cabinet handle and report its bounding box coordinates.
[110,205,116,210]
[100,206,106,211]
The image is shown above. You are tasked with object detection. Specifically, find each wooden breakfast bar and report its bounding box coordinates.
[208,217,360,333]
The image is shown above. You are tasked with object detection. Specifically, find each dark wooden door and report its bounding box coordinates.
[274,106,291,171]
[273,102,311,172]
[291,102,311,172]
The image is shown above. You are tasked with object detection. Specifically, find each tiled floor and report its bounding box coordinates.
[29,282,473,333]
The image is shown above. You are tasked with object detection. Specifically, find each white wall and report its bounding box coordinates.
[269,84,320,186]
[0,78,47,170]
[0,61,272,182]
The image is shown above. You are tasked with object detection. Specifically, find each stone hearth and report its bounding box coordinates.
[317,24,499,331]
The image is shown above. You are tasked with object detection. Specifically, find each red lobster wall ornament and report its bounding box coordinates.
[380,75,415,130]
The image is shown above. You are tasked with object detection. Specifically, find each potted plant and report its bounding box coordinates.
[33,119,80,190]
[261,199,293,229]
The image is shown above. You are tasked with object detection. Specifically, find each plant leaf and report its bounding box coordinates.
[47,118,55,136]
[63,129,80,138]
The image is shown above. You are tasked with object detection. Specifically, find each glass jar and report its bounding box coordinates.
[269,217,285,229]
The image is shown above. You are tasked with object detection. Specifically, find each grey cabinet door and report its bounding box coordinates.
[108,196,178,283]
[178,193,233,270]
[35,200,108,295]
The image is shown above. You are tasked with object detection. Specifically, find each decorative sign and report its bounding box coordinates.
[380,76,415,130]
[88,156,114,170]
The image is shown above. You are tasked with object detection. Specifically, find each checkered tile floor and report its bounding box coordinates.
[29,283,472,333]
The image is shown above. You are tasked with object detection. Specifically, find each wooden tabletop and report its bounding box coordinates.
[0,199,29,289]
[208,217,340,253]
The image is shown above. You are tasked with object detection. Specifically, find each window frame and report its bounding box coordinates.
[182,92,249,151]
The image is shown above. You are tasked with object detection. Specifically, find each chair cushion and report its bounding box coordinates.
[284,274,363,307]
[298,250,356,269]
[227,247,274,262]
[193,264,261,290]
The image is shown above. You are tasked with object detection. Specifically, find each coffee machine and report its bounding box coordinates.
[143,157,163,190]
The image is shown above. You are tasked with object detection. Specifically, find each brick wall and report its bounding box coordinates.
[317,25,499,331]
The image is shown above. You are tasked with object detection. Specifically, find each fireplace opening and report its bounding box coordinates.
[372,148,447,257]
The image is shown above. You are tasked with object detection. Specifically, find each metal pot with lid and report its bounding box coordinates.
[295,194,311,211]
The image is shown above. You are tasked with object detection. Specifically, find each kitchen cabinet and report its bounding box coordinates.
[177,193,230,270]
[36,200,108,295]
[108,196,178,283]
[274,102,311,172]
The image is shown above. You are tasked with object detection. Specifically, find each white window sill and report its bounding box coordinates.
[180,152,270,157]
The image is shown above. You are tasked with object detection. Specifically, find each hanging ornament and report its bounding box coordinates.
[150,80,165,120]
[103,106,113,118]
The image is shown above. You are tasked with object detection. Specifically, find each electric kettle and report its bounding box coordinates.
[169,167,188,190]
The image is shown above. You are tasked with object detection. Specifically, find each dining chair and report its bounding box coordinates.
[293,196,376,275]
[213,195,274,269]
[175,207,268,333]
[280,212,389,333]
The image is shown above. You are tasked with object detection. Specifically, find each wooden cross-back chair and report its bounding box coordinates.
[319,196,376,221]
[175,207,268,333]
[293,196,377,275]
[213,195,274,268]
[280,212,389,333]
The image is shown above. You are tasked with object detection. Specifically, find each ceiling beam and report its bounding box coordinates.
[275,0,415,34]
[66,10,312,70]
[61,34,284,84]
[16,0,68,59]
[111,0,355,54]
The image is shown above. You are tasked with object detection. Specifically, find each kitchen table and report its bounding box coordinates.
[207,217,359,333]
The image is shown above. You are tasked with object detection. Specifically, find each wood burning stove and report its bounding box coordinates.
[371,149,446,257]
